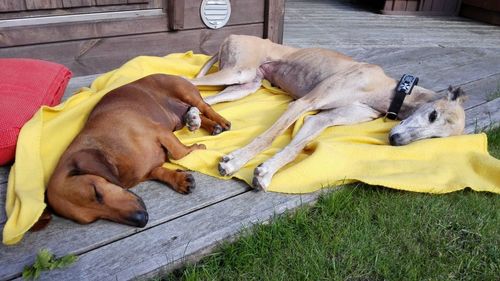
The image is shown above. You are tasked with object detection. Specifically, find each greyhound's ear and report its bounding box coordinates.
[447,86,467,104]
[30,207,52,231]
[70,149,120,185]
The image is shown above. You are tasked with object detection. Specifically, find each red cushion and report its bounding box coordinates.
[0,59,72,165]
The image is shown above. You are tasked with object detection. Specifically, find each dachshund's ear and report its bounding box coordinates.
[30,207,52,231]
[70,149,120,185]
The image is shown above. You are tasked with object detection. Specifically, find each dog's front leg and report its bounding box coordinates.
[150,166,195,194]
[252,103,381,191]
[218,99,313,176]
[157,128,205,160]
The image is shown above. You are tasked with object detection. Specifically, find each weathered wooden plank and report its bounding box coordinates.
[432,0,446,11]
[0,8,163,27]
[62,0,94,8]
[29,190,320,280]
[148,0,162,8]
[382,48,500,91]
[0,0,27,12]
[406,0,418,11]
[95,0,127,5]
[167,0,184,30]
[0,3,156,20]
[0,11,167,47]
[457,74,500,110]
[0,182,6,226]
[265,0,285,43]
[284,0,500,48]
[0,173,250,280]
[0,172,6,232]
[422,0,434,11]
[446,0,460,12]
[296,46,500,96]
[384,0,394,10]
[0,166,9,185]
[25,0,63,10]
[63,74,101,101]
[393,0,407,11]
[465,98,500,133]
[0,23,264,76]
[334,47,500,93]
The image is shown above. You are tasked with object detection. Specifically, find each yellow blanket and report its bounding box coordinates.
[3,52,500,245]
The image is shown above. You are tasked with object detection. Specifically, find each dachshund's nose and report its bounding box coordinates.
[127,210,149,228]
[389,134,402,146]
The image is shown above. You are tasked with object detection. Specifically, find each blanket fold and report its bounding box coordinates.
[3,52,499,245]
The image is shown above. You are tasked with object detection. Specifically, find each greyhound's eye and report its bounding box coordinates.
[429,110,437,123]
[92,184,104,204]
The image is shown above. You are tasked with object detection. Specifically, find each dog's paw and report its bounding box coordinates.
[184,107,201,131]
[212,124,224,135]
[221,120,231,131]
[174,171,196,194]
[190,143,206,150]
[218,161,234,176]
[252,164,271,191]
[218,154,241,176]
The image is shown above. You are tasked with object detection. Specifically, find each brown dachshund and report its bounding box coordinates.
[45,74,230,228]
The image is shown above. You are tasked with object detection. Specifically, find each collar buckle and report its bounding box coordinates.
[384,111,398,121]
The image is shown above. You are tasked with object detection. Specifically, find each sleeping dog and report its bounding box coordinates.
[191,35,466,191]
[44,74,230,228]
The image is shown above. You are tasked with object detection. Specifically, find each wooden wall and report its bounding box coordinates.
[379,0,462,15]
[0,0,285,76]
[460,0,500,25]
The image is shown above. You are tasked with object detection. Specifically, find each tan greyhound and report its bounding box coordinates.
[191,35,466,191]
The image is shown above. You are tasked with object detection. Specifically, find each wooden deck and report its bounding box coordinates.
[1,0,499,280]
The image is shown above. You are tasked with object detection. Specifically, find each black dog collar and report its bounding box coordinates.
[385,74,419,120]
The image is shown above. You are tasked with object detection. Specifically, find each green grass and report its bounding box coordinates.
[488,126,500,157]
[164,128,500,281]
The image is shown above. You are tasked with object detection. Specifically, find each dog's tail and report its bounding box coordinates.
[196,53,219,78]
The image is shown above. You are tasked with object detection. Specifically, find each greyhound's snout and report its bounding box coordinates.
[389,133,403,146]
[127,210,149,228]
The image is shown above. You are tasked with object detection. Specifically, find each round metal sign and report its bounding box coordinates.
[200,0,231,29]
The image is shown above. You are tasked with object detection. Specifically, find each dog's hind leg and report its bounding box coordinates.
[204,79,262,105]
[171,82,232,131]
[150,166,195,194]
[183,105,228,135]
[252,103,381,191]
[200,115,225,135]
